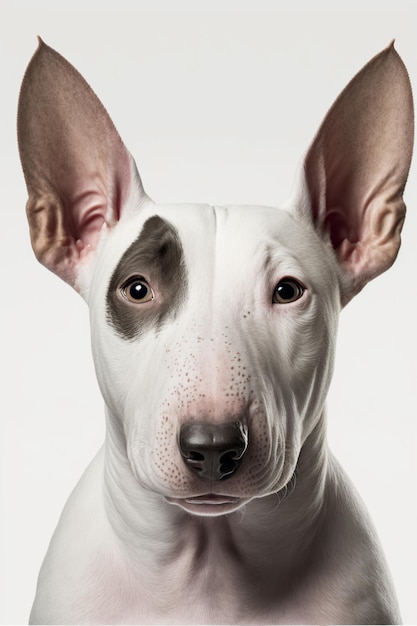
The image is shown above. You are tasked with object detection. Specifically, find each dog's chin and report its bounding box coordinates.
[163,465,299,518]
[164,494,251,517]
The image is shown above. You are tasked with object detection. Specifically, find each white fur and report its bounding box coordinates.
[29,201,398,624]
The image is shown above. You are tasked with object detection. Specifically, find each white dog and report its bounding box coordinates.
[18,39,413,624]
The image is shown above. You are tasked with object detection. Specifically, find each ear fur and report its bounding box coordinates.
[19,41,414,302]
[297,43,414,304]
[17,39,148,290]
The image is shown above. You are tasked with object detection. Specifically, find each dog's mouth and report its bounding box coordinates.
[165,494,248,516]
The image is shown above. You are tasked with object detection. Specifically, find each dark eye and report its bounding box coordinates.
[273,278,304,304]
[122,277,154,304]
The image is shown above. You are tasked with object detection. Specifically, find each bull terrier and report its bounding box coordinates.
[18,39,413,624]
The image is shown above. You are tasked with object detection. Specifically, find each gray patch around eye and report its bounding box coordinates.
[106,216,187,340]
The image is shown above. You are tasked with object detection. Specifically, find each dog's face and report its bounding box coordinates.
[86,201,339,512]
[18,41,413,516]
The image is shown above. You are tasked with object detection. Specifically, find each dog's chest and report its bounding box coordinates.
[74,532,252,624]
[77,556,347,626]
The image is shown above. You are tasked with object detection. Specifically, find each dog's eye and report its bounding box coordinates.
[122,277,154,304]
[273,279,304,304]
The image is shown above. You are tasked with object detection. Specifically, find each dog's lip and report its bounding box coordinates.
[183,494,240,505]
[165,494,245,514]
[166,494,240,505]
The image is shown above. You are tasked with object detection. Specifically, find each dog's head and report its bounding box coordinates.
[18,40,413,516]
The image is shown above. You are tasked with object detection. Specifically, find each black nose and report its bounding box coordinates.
[179,421,248,482]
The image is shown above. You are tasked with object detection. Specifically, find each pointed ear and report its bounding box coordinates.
[18,39,148,290]
[297,43,413,304]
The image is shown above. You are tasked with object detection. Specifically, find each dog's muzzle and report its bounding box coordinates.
[179,421,249,482]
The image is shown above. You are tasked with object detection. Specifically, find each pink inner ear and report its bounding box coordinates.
[323,209,356,250]
[74,202,107,253]
[18,39,145,288]
[303,43,413,300]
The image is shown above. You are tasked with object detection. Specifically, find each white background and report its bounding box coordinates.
[1,1,416,623]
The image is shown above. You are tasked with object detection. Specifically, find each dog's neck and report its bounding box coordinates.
[102,407,329,582]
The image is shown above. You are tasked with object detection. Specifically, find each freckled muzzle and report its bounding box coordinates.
[178,421,249,482]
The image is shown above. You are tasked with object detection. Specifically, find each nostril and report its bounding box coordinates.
[187,451,205,462]
[183,450,206,475]
[219,451,240,479]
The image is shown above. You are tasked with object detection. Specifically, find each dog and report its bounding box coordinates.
[18,39,413,624]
